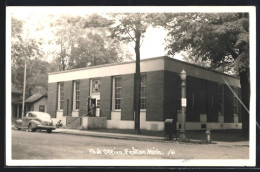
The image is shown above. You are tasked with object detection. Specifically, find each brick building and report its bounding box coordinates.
[47,56,242,131]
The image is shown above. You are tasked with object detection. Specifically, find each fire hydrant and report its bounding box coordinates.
[205,130,211,143]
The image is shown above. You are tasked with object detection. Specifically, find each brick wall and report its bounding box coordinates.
[79,79,90,116]
[100,76,112,120]
[121,74,134,120]
[146,71,164,121]
[63,81,73,116]
[47,83,57,118]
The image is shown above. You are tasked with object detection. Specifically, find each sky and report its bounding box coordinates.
[8,6,183,61]
[8,6,252,62]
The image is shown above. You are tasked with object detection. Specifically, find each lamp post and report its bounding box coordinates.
[180,69,187,141]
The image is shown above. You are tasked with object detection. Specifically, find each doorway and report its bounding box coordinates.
[90,78,101,117]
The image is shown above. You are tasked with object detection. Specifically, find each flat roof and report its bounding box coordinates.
[48,56,239,79]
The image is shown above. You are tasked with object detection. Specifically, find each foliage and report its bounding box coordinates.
[159,13,250,137]
[161,13,249,75]
[11,17,49,95]
[49,15,132,71]
[84,13,163,133]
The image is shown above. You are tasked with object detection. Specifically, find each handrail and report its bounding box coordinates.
[66,107,96,126]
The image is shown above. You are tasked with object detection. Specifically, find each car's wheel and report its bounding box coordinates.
[47,129,52,133]
[28,124,35,132]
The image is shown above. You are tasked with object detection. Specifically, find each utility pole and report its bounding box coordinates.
[21,59,26,117]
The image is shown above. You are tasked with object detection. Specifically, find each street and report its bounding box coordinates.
[12,130,249,160]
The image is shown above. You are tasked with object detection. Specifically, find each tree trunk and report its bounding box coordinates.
[239,69,250,138]
[134,30,141,134]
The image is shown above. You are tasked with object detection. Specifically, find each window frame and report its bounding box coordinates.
[113,76,122,111]
[58,82,64,111]
[140,74,147,110]
[73,81,80,111]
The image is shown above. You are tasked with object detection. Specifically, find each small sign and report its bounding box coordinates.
[181,98,187,107]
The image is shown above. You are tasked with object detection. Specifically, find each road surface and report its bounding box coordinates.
[12,130,249,160]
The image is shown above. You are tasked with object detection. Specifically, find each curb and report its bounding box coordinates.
[53,129,168,142]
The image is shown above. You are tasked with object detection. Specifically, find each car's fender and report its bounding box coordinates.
[15,119,22,124]
[28,120,41,128]
[14,119,22,129]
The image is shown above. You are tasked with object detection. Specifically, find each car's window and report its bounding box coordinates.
[28,113,32,117]
[31,114,37,117]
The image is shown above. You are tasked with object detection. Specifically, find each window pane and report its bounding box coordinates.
[75,81,80,109]
[140,75,147,109]
[59,83,64,110]
[114,77,122,110]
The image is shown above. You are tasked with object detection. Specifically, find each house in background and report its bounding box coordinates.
[47,56,242,131]
[12,86,23,120]
[24,93,48,114]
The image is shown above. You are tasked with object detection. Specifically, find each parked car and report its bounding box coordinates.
[15,111,55,133]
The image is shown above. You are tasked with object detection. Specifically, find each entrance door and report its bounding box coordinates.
[91,95,100,117]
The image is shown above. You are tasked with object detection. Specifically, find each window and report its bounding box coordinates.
[176,77,181,111]
[217,84,223,114]
[233,87,238,115]
[39,105,45,112]
[96,99,100,109]
[140,74,147,109]
[192,92,195,108]
[58,82,64,110]
[73,81,80,110]
[114,77,122,110]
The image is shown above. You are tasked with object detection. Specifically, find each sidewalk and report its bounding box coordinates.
[53,128,166,142]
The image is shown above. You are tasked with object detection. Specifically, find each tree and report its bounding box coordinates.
[84,13,159,134]
[48,15,82,71]
[11,17,48,95]
[160,13,250,137]
[49,15,132,71]
[68,30,132,69]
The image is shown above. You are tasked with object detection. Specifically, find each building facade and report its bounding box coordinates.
[24,93,48,114]
[47,56,242,131]
[12,86,23,120]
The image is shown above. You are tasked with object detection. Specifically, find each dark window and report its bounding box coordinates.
[233,87,238,115]
[176,77,181,110]
[217,84,223,114]
[39,105,45,112]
